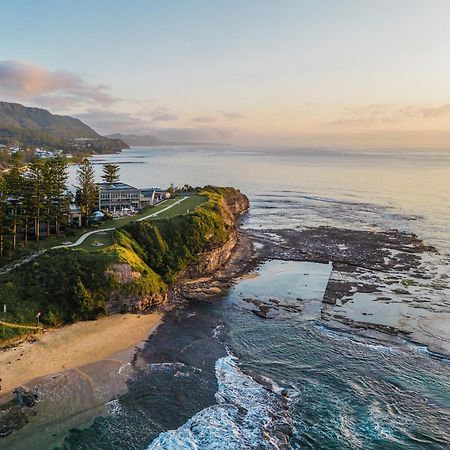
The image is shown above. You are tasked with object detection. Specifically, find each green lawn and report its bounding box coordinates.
[0,228,89,268]
[150,195,207,220]
[78,230,115,250]
[78,195,207,252]
[98,197,181,228]
[0,195,209,257]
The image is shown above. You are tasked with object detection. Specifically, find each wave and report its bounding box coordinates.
[147,355,292,449]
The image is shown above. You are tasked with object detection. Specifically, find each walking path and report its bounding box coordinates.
[52,227,115,249]
[136,196,187,221]
[0,197,188,275]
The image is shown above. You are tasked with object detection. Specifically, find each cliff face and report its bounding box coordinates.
[181,188,249,278]
[181,230,238,279]
[106,187,249,312]
[105,264,167,313]
[222,189,250,218]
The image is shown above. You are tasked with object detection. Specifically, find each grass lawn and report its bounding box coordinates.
[98,197,181,229]
[150,195,207,220]
[78,230,115,250]
[78,195,207,252]
[0,228,89,268]
[0,195,209,258]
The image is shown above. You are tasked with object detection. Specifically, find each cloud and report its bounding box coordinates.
[153,127,233,142]
[0,60,114,108]
[75,110,149,134]
[328,116,397,127]
[221,111,243,119]
[76,109,232,142]
[136,106,178,122]
[398,104,450,119]
[328,103,450,128]
[77,106,179,135]
[148,107,178,122]
[192,116,216,123]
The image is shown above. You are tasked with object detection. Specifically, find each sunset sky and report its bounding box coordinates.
[1,0,450,147]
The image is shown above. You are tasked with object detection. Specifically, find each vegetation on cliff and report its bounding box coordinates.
[0,187,248,340]
[0,101,128,162]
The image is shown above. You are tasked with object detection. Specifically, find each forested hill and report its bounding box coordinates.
[0,101,100,138]
[0,101,128,153]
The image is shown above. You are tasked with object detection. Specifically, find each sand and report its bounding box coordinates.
[0,313,162,396]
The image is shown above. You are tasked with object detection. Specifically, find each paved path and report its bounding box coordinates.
[52,227,115,249]
[136,196,187,221]
[0,197,188,275]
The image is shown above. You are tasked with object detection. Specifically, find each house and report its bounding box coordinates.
[97,182,141,212]
[140,188,171,207]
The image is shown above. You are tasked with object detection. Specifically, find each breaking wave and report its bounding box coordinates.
[147,355,292,449]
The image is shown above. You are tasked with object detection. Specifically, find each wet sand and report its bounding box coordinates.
[0,313,162,396]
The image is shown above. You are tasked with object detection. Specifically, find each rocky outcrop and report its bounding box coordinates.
[106,263,141,283]
[106,188,249,312]
[222,190,250,218]
[107,290,168,314]
[0,387,38,438]
[106,263,167,313]
[181,189,249,279]
[14,387,38,408]
[182,232,238,279]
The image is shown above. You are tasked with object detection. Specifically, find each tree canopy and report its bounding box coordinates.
[102,163,120,183]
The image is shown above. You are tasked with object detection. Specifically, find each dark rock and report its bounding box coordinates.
[14,386,38,408]
[0,404,29,438]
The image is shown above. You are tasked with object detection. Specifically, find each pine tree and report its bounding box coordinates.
[4,164,24,250]
[28,159,46,241]
[101,163,120,183]
[0,176,9,256]
[75,159,98,226]
[50,156,70,236]
[41,156,69,237]
[21,175,34,245]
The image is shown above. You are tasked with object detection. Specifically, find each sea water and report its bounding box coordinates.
[8,146,450,449]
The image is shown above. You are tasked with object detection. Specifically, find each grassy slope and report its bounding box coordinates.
[0,188,240,342]
[0,196,200,266]
[78,195,207,251]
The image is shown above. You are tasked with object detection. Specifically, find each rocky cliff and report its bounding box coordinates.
[181,189,249,278]
[106,187,249,313]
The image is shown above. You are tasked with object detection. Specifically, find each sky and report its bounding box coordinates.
[1,0,450,147]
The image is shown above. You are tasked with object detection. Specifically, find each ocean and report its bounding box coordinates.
[5,146,450,449]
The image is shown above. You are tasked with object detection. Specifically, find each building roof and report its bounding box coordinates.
[140,187,164,194]
[97,182,139,191]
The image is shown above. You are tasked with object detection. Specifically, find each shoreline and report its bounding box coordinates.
[0,312,162,397]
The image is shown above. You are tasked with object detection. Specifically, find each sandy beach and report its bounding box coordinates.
[0,313,162,396]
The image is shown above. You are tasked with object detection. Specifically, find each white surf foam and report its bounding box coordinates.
[147,355,292,449]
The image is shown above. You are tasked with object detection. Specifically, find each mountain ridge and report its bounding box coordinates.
[0,101,127,153]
